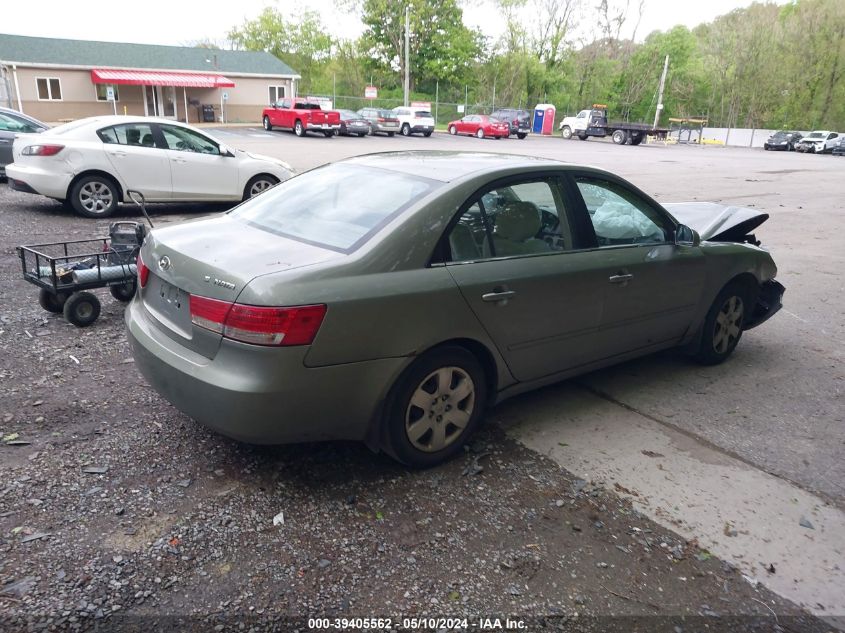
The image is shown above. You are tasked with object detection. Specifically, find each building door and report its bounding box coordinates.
[157,86,177,119]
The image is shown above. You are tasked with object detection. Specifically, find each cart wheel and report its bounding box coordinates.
[109,280,137,302]
[63,292,101,327]
[38,289,69,313]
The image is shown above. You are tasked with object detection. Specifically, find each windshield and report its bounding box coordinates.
[230,164,441,252]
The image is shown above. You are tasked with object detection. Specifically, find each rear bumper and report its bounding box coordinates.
[125,297,405,445]
[5,163,71,198]
[306,122,340,132]
[408,124,434,134]
[372,123,399,134]
[745,280,785,330]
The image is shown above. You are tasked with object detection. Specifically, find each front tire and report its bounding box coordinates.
[243,174,279,200]
[263,116,272,131]
[449,125,457,135]
[70,175,119,218]
[561,126,572,139]
[384,346,488,468]
[578,133,588,141]
[517,132,527,139]
[692,282,751,365]
[476,128,485,139]
[63,291,101,327]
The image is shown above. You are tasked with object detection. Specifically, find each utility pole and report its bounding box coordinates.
[403,5,410,107]
[653,55,669,129]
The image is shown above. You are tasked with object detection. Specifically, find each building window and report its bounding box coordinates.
[269,85,286,104]
[36,77,62,101]
[95,84,120,102]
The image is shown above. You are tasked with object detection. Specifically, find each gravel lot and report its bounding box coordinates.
[0,130,840,631]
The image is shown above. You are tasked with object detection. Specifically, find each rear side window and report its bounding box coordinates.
[97,123,157,147]
[231,164,441,253]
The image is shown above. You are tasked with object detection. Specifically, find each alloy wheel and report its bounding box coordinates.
[249,179,274,197]
[713,296,744,354]
[79,181,114,215]
[405,367,475,453]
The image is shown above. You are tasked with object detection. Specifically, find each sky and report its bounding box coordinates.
[2,0,773,48]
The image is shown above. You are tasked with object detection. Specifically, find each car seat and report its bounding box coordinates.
[449,222,481,261]
[126,128,141,145]
[140,133,155,147]
[492,201,550,256]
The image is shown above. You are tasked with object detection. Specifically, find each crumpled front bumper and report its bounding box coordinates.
[745,280,785,330]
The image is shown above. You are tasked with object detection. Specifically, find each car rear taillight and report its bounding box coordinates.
[189,295,326,347]
[21,144,64,156]
[377,117,385,122]
[513,119,518,125]
[137,253,150,288]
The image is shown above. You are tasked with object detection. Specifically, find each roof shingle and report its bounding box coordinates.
[0,33,298,77]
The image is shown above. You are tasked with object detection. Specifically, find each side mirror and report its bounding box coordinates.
[674,224,700,247]
[219,145,235,158]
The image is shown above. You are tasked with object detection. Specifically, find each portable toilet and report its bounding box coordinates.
[533,104,556,135]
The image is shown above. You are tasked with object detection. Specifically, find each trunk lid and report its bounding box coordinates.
[139,215,340,358]
[663,202,769,243]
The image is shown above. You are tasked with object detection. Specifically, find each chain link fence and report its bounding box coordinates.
[325,95,510,128]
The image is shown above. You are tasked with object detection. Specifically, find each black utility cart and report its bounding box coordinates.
[17,221,147,326]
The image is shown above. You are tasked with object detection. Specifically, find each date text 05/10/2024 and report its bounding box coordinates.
[307,617,526,630]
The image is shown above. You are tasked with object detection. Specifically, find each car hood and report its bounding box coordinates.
[663,202,769,242]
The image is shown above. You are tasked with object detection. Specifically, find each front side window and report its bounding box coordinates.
[231,164,440,252]
[446,178,575,262]
[95,84,119,102]
[97,123,157,147]
[160,125,219,154]
[575,177,670,246]
[36,77,62,101]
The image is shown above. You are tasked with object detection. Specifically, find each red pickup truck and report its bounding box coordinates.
[262,99,341,137]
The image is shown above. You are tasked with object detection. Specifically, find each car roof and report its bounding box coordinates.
[0,107,46,124]
[345,151,565,183]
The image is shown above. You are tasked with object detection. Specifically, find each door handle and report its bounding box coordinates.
[482,290,516,302]
[170,157,186,163]
[608,273,634,284]
[0,139,11,144]
[108,150,127,157]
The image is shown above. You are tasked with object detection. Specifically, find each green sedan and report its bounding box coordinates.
[126,151,784,467]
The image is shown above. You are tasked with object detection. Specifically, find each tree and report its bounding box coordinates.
[228,8,334,89]
[359,0,483,91]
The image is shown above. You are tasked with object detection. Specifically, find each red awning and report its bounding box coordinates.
[90,69,235,88]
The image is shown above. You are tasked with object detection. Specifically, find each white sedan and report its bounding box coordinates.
[6,116,293,218]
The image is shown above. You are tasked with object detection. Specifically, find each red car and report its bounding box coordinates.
[447,115,510,139]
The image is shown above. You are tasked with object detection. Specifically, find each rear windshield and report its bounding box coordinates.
[415,111,432,118]
[230,164,441,252]
[378,110,396,117]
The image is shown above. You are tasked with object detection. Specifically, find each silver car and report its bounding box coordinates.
[127,152,784,467]
[0,107,48,178]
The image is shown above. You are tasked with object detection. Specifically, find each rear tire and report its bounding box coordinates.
[692,282,751,365]
[384,346,487,468]
[294,120,305,137]
[423,131,432,137]
[449,125,457,135]
[476,128,485,139]
[517,132,527,140]
[387,132,395,137]
[109,280,136,302]
[70,175,119,219]
[561,126,572,140]
[38,289,68,313]
[578,133,588,141]
[401,123,411,137]
[324,130,334,138]
[63,291,101,327]
[263,116,272,131]
[612,129,628,145]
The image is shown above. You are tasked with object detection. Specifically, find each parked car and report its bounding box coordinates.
[262,99,341,137]
[336,110,372,137]
[490,108,530,139]
[763,130,803,151]
[447,114,510,139]
[126,151,784,467]
[392,107,435,137]
[795,130,839,153]
[6,116,293,218]
[833,136,845,156]
[356,107,400,136]
[0,107,48,178]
